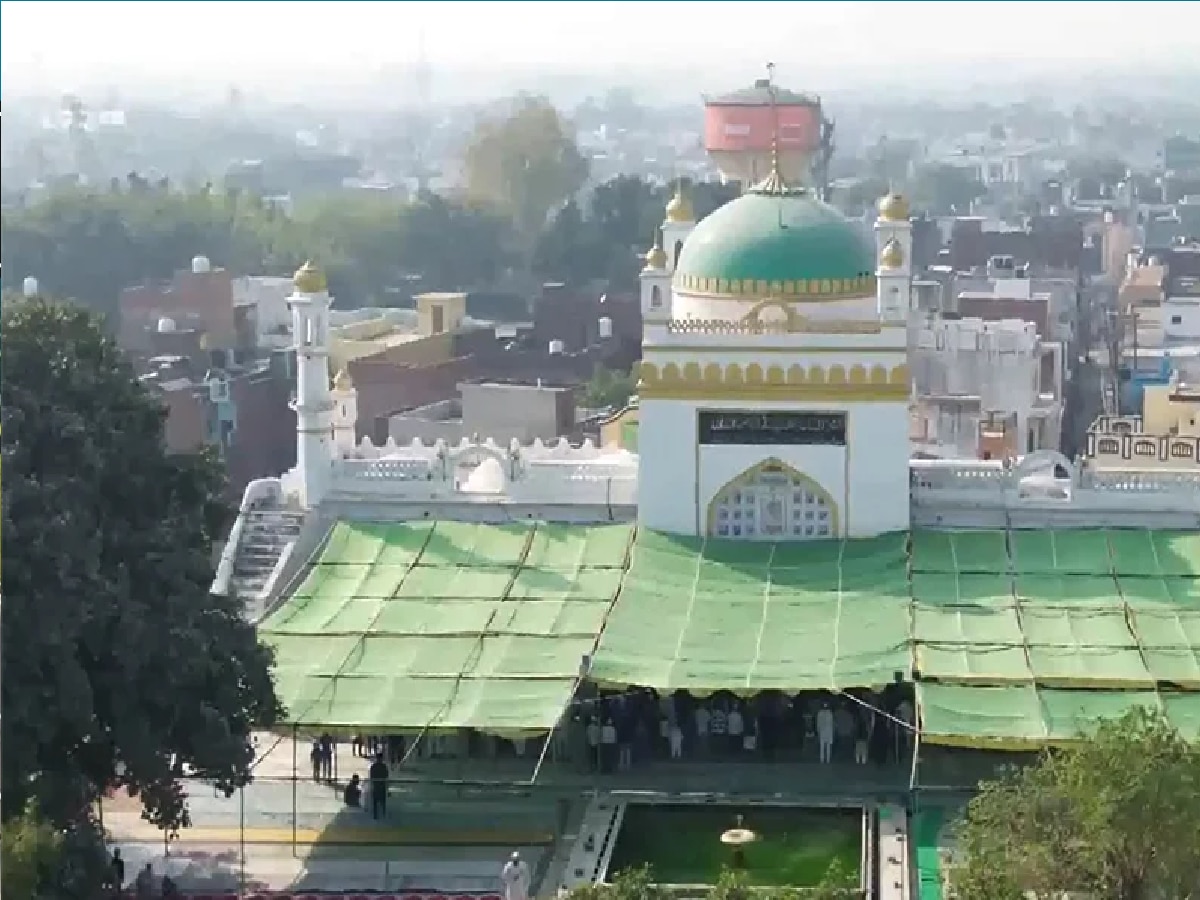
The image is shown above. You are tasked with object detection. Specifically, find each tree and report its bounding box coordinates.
[463,95,590,253]
[581,366,636,410]
[948,707,1200,900]
[909,162,986,215]
[1,300,281,845]
[1,802,63,899]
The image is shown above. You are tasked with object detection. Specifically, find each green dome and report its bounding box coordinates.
[674,190,876,300]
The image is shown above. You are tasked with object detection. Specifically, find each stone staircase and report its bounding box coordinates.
[229,507,305,607]
[877,803,911,900]
[550,793,625,895]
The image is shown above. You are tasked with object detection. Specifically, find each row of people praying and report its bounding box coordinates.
[557,682,915,770]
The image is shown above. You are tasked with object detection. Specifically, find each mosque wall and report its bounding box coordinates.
[637,397,910,538]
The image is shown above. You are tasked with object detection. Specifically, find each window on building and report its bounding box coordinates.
[650,285,663,309]
[1169,314,1182,325]
[431,304,445,334]
[709,464,836,541]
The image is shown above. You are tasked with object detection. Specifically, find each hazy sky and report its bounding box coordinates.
[3,0,1198,95]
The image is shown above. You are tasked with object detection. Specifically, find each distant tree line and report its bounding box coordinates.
[0,95,738,323]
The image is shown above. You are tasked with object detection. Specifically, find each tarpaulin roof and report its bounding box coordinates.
[260,521,634,734]
[259,522,1200,743]
[918,683,1200,750]
[588,529,912,694]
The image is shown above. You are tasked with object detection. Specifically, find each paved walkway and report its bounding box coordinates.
[104,734,910,892]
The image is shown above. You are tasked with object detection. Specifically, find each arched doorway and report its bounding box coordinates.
[706,458,839,540]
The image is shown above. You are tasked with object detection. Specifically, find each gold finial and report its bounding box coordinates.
[332,368,354,391]
[293,259,327,294]
[665,181,694,223]
[878,193,910,222]
[753,62,790,197]
[880,238,904,270]
[643,231,669,270]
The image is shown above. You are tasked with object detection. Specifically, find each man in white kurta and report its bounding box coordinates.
[816,702,835,764]
[502,851,530,900]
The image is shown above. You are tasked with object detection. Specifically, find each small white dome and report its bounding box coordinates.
[191,255,212,274]
[461,456,506,495]
[22,276,39,297]
[156,317,177,333]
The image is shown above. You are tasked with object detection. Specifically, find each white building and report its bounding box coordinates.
[910,316,1063,459]
[213,182,1198,603]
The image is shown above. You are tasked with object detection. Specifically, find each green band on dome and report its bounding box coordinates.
[674,192,875,299]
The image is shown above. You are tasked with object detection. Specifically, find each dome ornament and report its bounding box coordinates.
[293,259,328,294]
[877,192,910,222]
[665,180,694,223]
[879,238,904,270]
[643,231,669,270]
[748,62,804,199]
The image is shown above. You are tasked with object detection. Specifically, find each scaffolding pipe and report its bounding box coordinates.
[292,726,299,856]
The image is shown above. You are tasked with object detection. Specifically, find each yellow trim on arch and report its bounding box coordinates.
[705,457,841,538]
[637,360,910,402]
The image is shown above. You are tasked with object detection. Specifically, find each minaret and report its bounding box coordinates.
[661,181,696,272]
[640,231,672,326]
[875,192,913,322]
[290,260,334,508]
[330,368,359,458]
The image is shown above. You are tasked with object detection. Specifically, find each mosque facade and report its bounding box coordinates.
[219,183,1194,593]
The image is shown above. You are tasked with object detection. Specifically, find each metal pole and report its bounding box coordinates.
[292,726,299,857]
[239,784,247,895]
[908,724,922,794]
[528,729,555,786]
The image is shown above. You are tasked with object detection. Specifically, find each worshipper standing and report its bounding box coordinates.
[368,753,390,820]
[109,849,125,889]
[816,701,836,764]
[694,703,710,757]
[309,739,323,782]
[585,717,601,772]
[668,719,684,760]
[600,719,618,773]
[501,850,531,900]
[352,733,365,757]
[727,704,745,755]
[319,732,335,781]
[854,706,872,765]
[134,863,155,900]
[709,703,729,757]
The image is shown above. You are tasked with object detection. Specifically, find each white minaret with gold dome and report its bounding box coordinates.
[875,192,913,322]
[661,182,696,271]
[290,260,334,508]
[640,231,672,326]
[330,368,359,458]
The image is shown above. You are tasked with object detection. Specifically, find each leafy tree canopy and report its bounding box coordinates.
[0,301,281,851]
[909,162,986,215]
[948,706,1200,900]
[0,184,511,318]
[581,366,636,410]
[463,95,590,250]
[566,863,857,900]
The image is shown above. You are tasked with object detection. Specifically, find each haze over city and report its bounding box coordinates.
[3,1,1200,898]
[5,0,1200,103]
